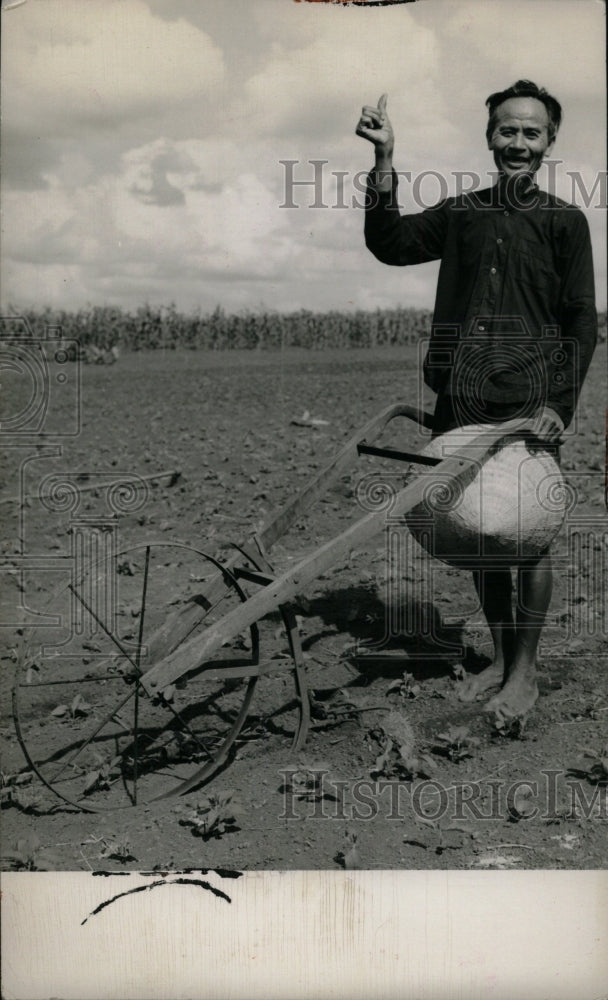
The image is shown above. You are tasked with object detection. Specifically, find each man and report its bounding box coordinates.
[357,80,597,721]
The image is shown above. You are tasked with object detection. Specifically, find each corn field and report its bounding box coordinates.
[1,304,433,351]
[2,304,605,352]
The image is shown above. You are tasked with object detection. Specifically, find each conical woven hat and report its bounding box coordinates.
[404,424,567,567]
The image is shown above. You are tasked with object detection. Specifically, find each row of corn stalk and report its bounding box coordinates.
[2,304,434,351]
[3,305,606,352]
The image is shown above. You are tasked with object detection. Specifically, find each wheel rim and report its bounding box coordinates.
[13,541,259,810]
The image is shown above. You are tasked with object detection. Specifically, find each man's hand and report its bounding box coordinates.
[356,93,394,157]
[533,406,565,444]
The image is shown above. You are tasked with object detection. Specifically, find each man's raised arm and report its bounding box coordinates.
[355,93,394,192]
[356,93,448,266]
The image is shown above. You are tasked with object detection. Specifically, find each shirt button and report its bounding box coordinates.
[503,210,509,216]
[478,325,486,332]
[496,238,503,244]
[490,267,497,275]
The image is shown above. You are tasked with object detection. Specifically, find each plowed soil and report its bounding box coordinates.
[1,342,606,871]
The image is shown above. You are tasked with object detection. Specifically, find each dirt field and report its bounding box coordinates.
[1,342,606,871]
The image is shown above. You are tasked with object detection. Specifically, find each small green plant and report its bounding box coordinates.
[99,837,137,863]
[117,558,137,576]
[386,670,421,700]
[451,662,466,682]
[582,700,608,721]
[434,725,480,762]
[335,830,361,870]
[411,815,474,854]
[13,785,44,813]
[491,713,527,737]
[287,769,326,802]
[577,746,608,784]
[51,693,92,720]
[179,791,242,839]
[367,711,434,781]
[83,752,123,794]
[1,771,43,812]
[278,763,341,808]
[1,834,59,870]
[369,735,434,781]
[507,784,537,822]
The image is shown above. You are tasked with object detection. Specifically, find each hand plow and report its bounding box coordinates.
[13,405,537,810]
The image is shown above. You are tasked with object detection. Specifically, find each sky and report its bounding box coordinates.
[1,0,606,315]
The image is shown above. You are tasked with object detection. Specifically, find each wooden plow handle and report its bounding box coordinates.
[139,402,434,665]
[140,418,536,697]
[258,402,434,550]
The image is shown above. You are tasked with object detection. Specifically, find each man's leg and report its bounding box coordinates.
[485,552,552,719]
[458,567,515,702]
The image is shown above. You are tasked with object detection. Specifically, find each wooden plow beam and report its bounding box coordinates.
[141,403,435,665]
[141,417,535,700]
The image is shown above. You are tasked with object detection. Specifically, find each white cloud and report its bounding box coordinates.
[2,136,303,308]
[2,0,225,136]
[443,1,605,101]
[241,9,444,139]
[1,0,605,313]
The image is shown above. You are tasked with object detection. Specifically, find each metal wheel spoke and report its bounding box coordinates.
[48,685,137,784]
[68,583,140,675]
[14,541,261,809]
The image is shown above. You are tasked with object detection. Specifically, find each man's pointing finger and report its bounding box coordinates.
[378,93,388,117]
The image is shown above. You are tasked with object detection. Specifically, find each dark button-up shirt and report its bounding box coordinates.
[364,171,597,427]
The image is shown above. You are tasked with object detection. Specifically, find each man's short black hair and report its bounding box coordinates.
[485,80,562,143]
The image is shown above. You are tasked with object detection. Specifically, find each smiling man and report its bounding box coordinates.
[489,90,559,178]
[357,80,597,722]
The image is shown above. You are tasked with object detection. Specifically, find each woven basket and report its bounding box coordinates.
[404,424,568,568]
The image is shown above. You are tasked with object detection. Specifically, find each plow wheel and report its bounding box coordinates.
[13,542,260,811]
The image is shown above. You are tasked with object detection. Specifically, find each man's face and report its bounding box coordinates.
[487,97,554,179]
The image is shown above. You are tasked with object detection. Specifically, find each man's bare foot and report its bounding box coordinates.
[484,672,539,720]
[457,662,505,702]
